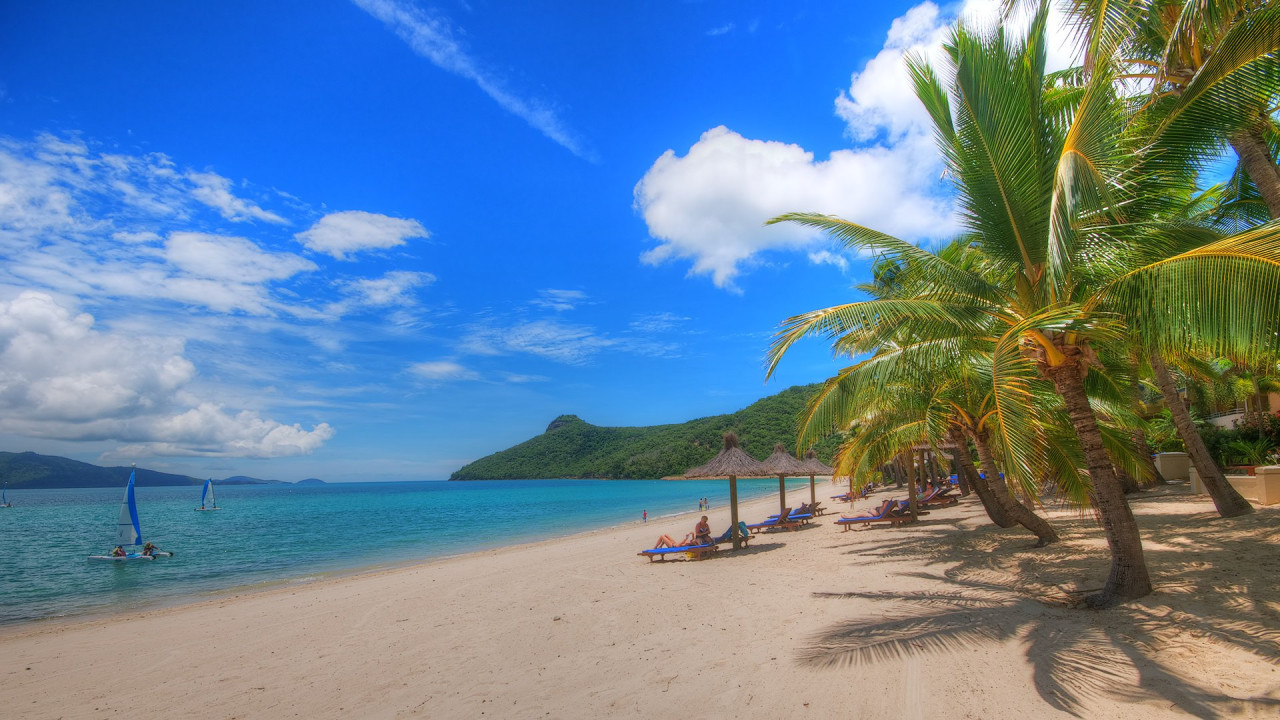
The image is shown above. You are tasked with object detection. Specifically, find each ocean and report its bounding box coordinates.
[0,477,803,626]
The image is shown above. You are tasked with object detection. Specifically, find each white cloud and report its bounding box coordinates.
[118,405,335,458]
[499,372,548,383]
[635,0,1079,291]
[186,171,287,224]
[166,232,315,283]
[635,126,952,289]
[808,249,849,272]
[531,289,587,312]
[707,23,735,37]
[409,360,480,381]
[295,210,429,260]
[342,270,435,307]
[351,0,595,161]
[460,319,618,365]
[0,292,332,457]
[628,312,690,334]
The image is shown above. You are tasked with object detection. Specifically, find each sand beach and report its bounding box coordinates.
[2,482,1277,719]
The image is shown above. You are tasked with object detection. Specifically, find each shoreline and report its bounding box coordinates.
[4,483,1276,718]
[0,478,792,630]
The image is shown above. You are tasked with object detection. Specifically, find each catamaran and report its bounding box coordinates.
[195,477,219,510]
[1,482,11,508]
[88,468,172,561]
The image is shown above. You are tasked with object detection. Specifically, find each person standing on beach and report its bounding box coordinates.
[643,510,647,522]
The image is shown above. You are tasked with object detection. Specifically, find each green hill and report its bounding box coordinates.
[0,451,204,489]
[0,452,288,489]
[449,383,841,480]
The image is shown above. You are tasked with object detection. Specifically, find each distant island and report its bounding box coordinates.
[450,383,840,480]
[0,451,292,489]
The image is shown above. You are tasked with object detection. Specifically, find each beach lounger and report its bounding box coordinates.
[748,508,805,534]
[768,503,814,524]
[711,521,753,546]
[918,486,958,508]
[833,500,916,530]
[637,542,718,562]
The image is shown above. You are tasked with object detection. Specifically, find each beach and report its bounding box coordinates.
[2,483,1277,719]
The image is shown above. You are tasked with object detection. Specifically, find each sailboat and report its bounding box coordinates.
[1,482,11,508]
[88,468,172,561]
[195,477,219,511]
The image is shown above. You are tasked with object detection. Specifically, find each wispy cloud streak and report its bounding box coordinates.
[352,0,595,161]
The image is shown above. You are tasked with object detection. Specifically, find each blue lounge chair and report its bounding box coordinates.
[747,508,803,534]
[637,542,717,562]
[833,499,914,531]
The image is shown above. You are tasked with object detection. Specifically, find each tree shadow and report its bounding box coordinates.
[798,489,1280,718]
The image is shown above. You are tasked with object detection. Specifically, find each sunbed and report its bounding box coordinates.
[637,542,718,562]
[747,507,804,534]
[918,486,958,508]
[637,522,752,562]
[833,500,916,530]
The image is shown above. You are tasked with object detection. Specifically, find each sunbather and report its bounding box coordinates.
[653,533,696,548]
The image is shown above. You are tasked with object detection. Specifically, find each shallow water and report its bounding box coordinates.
[0,478,794,625]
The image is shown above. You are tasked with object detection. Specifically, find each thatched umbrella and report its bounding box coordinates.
[684,432,767,550]
[759,443,809,516]
[800,449,835,507]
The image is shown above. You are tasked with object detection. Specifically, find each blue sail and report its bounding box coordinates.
[115,469,142,547]
[201,478,211,507]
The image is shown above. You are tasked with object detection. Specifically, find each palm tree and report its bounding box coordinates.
[768,4,1280,605]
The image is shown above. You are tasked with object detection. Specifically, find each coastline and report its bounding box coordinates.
[3,482,1277,718]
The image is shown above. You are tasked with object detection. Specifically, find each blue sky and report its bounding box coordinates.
[0,1,1075,481]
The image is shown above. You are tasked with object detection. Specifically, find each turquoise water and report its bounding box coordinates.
[0,478,791,625]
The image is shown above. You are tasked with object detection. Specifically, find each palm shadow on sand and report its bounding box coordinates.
[799,490,1280,718]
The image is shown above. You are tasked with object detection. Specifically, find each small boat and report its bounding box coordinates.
[89,468,172,561]
[195,477,219,511]
[1,482,11,508]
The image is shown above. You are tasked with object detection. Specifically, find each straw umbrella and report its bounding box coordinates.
[759,443,809,517]
[800,449,835,507]
[684,432,768,550]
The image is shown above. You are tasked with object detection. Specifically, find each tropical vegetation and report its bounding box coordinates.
[766,0,1280,607]
[450,384,841,480]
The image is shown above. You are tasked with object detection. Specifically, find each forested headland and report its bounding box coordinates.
[449,384,839,480]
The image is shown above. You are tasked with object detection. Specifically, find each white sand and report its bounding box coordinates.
[2,483,1278,719]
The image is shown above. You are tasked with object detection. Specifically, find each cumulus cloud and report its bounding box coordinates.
[351,0,595,161]
[635,126,952,289]
[409,360,480,381]
[0,292,333,456]
[295,210,429,260]
[635,0,1078,291]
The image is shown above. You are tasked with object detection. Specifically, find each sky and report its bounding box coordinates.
[0,0,1077,481]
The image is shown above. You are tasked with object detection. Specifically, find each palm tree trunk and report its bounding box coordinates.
[948,429,1012,526]
[1044,354,1151,606]
[1230,123,1280,218]
[1149,352,1254,517]
[968,428,1059,546]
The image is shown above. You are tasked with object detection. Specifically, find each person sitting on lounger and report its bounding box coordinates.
[694,516,712,545]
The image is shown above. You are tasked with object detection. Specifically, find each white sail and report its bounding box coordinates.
[115,470,142,547]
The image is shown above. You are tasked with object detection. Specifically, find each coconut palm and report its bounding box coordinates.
[768,4,1280,605]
